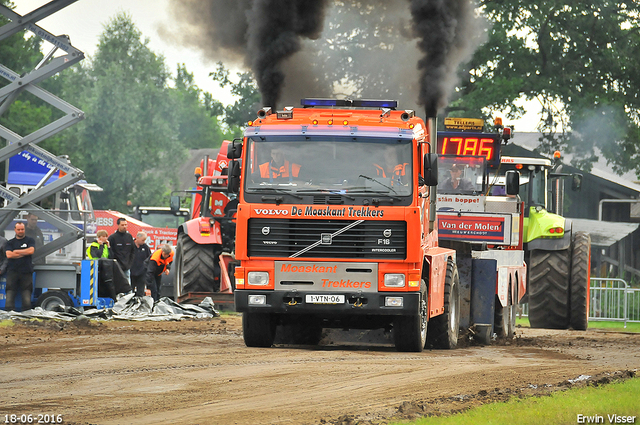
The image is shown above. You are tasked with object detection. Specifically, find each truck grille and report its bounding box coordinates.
[248,218,406,259]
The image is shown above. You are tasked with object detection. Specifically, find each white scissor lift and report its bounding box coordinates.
[0,1,108,311]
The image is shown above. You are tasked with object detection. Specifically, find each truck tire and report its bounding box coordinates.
[243,312,276,347]
[393,280,428,352]
[427,258,460,349]
[36,291,73,311]
[174,233,218,299]
[570,232,591,330]
[494,284,516,339]
[528,248,570,329]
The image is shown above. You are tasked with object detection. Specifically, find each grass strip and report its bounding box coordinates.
[393,377,640,425]
[516,317,640,333]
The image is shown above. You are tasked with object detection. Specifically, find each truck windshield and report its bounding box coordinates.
[244,136,413,197]
[437,155,485,195]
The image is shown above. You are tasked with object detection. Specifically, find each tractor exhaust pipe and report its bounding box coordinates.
[428,116,437,232]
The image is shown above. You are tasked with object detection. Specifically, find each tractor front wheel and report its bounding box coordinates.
[174,233,219,300]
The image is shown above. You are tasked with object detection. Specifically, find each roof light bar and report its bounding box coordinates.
[301,98,350,107]
[353,99,397,108]
[301,98,398,109]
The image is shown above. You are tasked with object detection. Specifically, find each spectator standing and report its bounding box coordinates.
[108,218,135,283]
[4,222,35,311]
[131,231,151,297]
[146,244,173,302]
[86,230,110,259]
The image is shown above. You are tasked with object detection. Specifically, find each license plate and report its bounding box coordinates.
[305,294,345,304]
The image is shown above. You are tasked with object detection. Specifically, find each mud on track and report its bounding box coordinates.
[1,315,638,425]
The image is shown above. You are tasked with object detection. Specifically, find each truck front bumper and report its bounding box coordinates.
[234,289,421,316]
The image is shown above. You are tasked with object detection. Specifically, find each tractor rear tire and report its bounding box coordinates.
[427,258,461,349]
[393,280,428,352]
[174,233,218,300]
[528,248,571,329]
[243,312,276,347]
[570,232,591,330]
[36,291,73,312]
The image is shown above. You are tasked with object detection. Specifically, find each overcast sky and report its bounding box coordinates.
[14,1,540,131]
[15,0,235,103]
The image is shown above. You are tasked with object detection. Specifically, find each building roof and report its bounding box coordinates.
[572,218,638,247]
[512,132,640,194]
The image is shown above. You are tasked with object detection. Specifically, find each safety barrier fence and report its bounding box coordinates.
[520,278,640,328]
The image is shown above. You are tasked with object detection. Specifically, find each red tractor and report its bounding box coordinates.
[171,140,239,309]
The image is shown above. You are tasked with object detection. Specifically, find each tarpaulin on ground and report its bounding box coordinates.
[0,295,219,322]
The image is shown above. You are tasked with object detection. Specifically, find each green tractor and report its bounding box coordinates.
[494,156,591,330]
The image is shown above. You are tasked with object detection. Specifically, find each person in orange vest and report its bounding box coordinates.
[373,146,409,186]
[258,147,301,182]
[146,244,174,302]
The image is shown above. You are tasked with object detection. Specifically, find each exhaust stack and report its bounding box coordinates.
[428,116,437,232]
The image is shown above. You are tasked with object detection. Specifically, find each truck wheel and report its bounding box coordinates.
[242,312,276,347]
[36,291,73,311]
[570,232,591,331]
[427,258,460,349]
[494,284,516,339]
[528,248,570,329]
[393,280,428,352]
[174,233,218,300]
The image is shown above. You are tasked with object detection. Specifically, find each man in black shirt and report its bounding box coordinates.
[107,218,135,284]
[4,222,35,311]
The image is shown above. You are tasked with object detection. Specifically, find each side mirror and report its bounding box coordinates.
[571,173,583,191]
[170,196,181,213]
[228,160,241,193]
[423,153,438,186]
[505,170,520,196]
[227,143,243,160]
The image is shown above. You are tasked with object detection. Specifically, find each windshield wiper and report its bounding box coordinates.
[295,189,355,200]
[248,187,303,201]
[347,188,403,203]
[356,175,401,195]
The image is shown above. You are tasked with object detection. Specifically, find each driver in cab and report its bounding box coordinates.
[259,148,301,182]
[374,146,408,186]
[441,163,474,192]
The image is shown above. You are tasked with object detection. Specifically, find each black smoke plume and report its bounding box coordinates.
[246,0,329,108]
[167,0,484,115]
[409,0,483,117]
[167,0,329,109]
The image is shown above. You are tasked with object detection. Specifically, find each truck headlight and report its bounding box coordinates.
[384,273,405,288]
[247,271,269,286]
[385,297,404,307]
[248,295,267,305]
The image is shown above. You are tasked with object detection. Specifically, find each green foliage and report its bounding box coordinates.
[210,62,260,131]
[458,1,640,174]
[60,13,189,211]
[171,63,226,149]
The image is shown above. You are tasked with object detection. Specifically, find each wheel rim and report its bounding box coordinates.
[449,283,458,334]
[41,296,66,311]
[420,297,428,342]
[174,242,184,300]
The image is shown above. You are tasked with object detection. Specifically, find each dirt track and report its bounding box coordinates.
[1,315,639,425]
